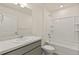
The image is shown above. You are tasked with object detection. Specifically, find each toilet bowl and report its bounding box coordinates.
[42,41,55,55]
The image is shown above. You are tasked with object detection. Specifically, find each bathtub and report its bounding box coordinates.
[50,41,79,55]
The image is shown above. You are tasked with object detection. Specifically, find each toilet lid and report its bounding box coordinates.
[42,45,55,51]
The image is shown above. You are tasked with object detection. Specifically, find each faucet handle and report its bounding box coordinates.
[15,32,18,35]
[48,34,50,36]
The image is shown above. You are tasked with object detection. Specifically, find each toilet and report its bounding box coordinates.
[42,41,55,55]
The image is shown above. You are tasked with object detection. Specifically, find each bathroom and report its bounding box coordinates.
[0,3,79,55]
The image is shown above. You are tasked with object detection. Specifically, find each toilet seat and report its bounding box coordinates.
[42,45,55,51]
[42,45,55,54]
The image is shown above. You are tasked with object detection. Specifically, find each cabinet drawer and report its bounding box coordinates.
[24,46,42,55]
[4,40,41,55]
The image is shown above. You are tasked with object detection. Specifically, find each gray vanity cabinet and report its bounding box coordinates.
[24,46,41,55]
[3,40,42,55]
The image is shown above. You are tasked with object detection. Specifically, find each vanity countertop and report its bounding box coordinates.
[0,36,41,54]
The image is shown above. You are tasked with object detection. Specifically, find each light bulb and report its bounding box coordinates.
[60,5,64,8]
[20,4,25,8]
[14,3,29,8]
[14,3,18,5]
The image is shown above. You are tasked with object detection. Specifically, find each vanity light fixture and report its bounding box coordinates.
[14,3,18,5]
[14,3,29,8]
[60,4,64,8]
[20,4,25,8]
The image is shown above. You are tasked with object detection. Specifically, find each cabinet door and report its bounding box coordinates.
[24,46,42,55]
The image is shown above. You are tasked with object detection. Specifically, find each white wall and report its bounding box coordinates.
[31,5,53,45]
[31,6,51,45]
[39,5,79,54]
[32,5,43,36]
[40,5,79,44]
[17,13,32,36]
[42,8,51,45]
[0,5,32,40]
[52,5,79,18]
[46,5,79,47]
[22,5,79,47]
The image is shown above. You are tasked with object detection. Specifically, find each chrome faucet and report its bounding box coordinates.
[15,32,19,35]
[15,32,23,38]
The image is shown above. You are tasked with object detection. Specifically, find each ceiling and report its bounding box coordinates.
[0,3,79,14]
[0,3,32,15]
[29,3,79,12]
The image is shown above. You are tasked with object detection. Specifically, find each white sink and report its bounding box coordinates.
[11,36,41,44]
[12,38,24,43]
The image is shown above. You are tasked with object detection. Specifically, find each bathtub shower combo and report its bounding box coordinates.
[44,16,79,55]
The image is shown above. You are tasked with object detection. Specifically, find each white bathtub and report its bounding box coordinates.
[50,42,79,55]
